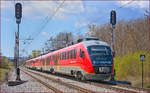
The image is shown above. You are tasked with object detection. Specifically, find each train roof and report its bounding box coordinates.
[81,40,110,47]
[26,39,110,61]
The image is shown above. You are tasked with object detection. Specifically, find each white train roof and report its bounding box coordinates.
[81,40,110,47]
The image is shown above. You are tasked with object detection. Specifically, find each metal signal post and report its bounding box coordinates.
[15,3,22,81]
[110,10,116,81]
[140,55,145,88]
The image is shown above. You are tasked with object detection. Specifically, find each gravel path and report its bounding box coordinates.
[1,68,53,92]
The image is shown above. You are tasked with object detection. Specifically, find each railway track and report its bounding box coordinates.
[49,70,149,93]
[22,70,64,93]
[23,68,149,93]
[86,81,149,93]
[114,84,150,93]
[21,68,97,93]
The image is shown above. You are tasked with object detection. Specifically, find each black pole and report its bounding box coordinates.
[18,24,19,66]
[16,23,21,81]
[110,25,115,81]
[142,61,144,88]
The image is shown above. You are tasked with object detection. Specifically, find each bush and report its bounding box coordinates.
[114,51,150,86]
[1,56,12,69]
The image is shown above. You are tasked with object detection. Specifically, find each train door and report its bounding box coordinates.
[57,53,60,72]
[54,55,57,65]
[45,57,47,71]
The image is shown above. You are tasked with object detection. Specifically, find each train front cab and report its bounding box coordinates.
[82,44,113,80]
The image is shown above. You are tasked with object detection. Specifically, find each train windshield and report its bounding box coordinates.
[87,45,112,65]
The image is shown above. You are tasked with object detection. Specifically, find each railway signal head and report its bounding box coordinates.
[110,10,116,25]
[15,3,22,19]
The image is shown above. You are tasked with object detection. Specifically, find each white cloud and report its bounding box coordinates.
[117,1,149,9]
[41,32,47,36]
[75,22,88,28]
[22,1,84,20]
[1,1,84,20]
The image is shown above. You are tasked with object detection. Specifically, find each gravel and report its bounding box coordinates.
[25,68,117,93]
[1,68,53,92]
[25,70,81,92]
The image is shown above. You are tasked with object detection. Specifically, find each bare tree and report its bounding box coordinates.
[44,32,73,52]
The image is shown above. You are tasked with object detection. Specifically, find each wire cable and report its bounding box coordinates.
[22,0,66,55]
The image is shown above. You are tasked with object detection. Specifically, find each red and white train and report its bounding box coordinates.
[25,38,114,80]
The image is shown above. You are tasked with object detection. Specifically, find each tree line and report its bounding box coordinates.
[87,16,149,56]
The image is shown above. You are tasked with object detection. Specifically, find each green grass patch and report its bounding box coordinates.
[0,68,9,82]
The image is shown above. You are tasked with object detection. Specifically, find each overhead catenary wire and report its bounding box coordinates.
[68,0,135,37]
[87,0,134,24]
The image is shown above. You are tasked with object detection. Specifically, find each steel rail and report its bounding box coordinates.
[23,67,149,93]
[21,70,63,93]
[23,68,96,93]
[86,81,149,93]
[116,84,150,93]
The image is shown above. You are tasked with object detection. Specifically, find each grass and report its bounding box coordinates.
[114,51,150,88]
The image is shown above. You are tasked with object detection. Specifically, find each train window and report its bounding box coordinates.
[80,49,82,58]
[65,52,66,60]
[59,54,60,60]
[54,55,56,61]
[63,52,65,60]
[70,50,71,59]
[47,56,50,65]
[67,51,69,59]
[62,53,64,60]
[61,53,63,60]
[54,55,57,65]
[74,48,77,59]
[53,55,54,61]
[56,55,57,64]
[72,50,74,59]
[43,58,45,65]
[49,56,51,63]
[40,59,42,64]
[71,50,73,59]
[60,53,61,60]
[64,52,65,60]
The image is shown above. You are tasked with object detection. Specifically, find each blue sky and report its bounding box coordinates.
[1,0,149,57]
